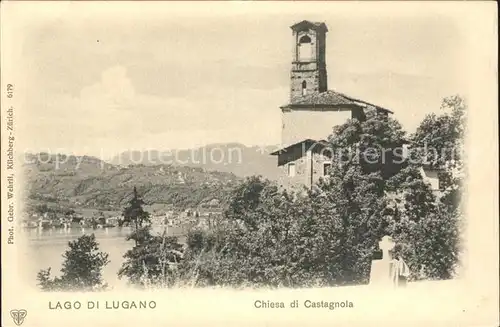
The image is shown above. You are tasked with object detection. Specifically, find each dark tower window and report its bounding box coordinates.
[302,80,307,96]
[323,162,332,176]
[298,35,312,61]
[299,35,311,43]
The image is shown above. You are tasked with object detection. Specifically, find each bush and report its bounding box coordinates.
[118,227,184,288]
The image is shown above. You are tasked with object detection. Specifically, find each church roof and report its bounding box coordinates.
[270,139,330,155]
[291,20,328,32]
[283,90,393,114]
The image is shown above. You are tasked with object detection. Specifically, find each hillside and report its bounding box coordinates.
[23,153,241,215]
[109,143,282,179]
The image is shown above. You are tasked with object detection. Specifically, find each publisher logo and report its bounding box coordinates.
[10,309,27,326]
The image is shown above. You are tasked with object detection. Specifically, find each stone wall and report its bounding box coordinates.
[276,147,331,192]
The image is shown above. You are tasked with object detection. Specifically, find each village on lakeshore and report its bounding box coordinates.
[22,199,222,232]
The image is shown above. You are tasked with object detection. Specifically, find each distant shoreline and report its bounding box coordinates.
[23,225,189,243]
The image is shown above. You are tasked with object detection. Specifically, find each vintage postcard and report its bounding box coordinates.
[1,1,498,326]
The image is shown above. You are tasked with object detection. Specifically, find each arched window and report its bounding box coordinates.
[302,80,307,96]
[299,35,311,43]
[298,35,312,61]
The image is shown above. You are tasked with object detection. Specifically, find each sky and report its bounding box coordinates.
[6,2,470,158]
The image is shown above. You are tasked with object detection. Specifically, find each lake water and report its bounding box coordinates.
[22,226,187,290]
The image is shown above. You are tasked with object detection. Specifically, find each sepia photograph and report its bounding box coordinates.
[1,2,498,326]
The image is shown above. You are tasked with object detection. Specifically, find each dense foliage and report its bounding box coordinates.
[385,166,461,280]
[37,234,110,291]
[118,227,184,287]
[400,95,465,278]
[411,95,466,211]
[173,98,465,287]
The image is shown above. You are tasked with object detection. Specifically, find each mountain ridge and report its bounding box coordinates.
[108,143,282,179]
[22,152,245,215]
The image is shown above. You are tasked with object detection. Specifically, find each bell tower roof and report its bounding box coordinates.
[290,20,328,32]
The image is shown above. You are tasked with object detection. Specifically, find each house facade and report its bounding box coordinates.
[271,139,331,190]
[420,166,441,193]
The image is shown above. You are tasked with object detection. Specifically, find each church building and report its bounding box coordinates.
[271,20,394,191]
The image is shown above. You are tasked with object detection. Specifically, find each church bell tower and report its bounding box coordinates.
[274,20,394,192]
[290,21,328,102]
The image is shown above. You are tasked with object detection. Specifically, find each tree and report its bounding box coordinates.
[393,95,467,279]
[177,177,301,287]
[317,103,463,281]
[300,110,408,285]
[178,170,389,287]
[37,234,110,291]
[121,186,151,230]
[411,95,466,211]
[385,165,461,280]
[118,229,183,287]
[118,187,183,288]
